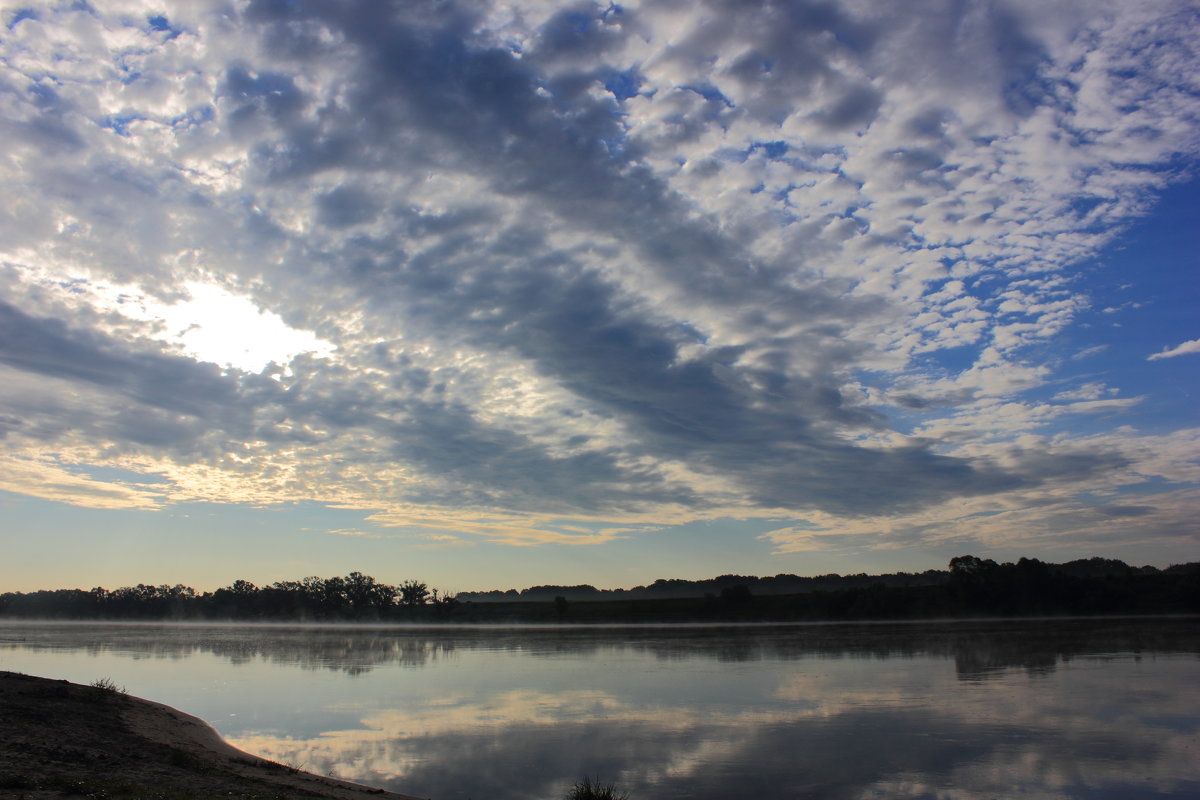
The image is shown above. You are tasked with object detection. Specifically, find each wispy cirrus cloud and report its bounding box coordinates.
[1148,338,1200,360]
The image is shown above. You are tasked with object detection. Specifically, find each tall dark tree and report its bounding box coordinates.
[399,580,430,607]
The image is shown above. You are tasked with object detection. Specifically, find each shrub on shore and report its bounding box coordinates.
[89,676,125,694]
[566,776,629,800]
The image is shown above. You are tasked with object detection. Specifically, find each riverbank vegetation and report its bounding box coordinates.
[567,777,630,800]
[1,557,1196,623]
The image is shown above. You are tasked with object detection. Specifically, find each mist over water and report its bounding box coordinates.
[2,619,1197,799]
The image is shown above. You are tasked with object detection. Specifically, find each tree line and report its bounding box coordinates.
[0,557,1196,622]
[0,572,455,621]
[457,556,1193,602]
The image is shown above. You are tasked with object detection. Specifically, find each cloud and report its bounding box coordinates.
[218,643,1200,800]
[0,455,163,510]
[1071,345,1108,360]
[0,0,1197,554]
[763,429,1200,555]
[326,528,386,539]
[1052,382,1113,402]
[1148,338,1200,360]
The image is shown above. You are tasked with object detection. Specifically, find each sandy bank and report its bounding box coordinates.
[0,670,425,799]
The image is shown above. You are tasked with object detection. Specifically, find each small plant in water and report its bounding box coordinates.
[89,676,125,694]
[565,776,629,800]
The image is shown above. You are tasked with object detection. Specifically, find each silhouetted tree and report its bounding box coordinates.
[399,580,430,607]
[949,555,998,580]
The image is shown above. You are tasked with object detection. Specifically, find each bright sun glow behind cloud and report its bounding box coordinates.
[150,282,335,373]
[14,264,334,373]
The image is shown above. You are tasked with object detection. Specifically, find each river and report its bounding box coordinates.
[1,617,1196,799]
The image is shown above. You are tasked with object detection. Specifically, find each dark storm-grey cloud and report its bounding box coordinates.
[0,300,240,421]
[1004,446,1131,483]
[315,186,380,228]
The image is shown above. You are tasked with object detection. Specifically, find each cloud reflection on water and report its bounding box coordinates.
[230,669,1199,800]
[213,622,1200,800]
[3,620,1197,799]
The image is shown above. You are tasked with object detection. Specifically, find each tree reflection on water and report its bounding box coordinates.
[3,618,1197,799]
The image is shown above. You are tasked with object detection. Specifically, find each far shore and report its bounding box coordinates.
[4,557,1195,625]
[1,611,1197,630]
[0,670,424,799]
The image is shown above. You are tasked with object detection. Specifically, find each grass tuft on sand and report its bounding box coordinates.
[566,776,630,800]
[90,675,127,694]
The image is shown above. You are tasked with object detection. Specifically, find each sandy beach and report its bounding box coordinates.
[0,670,425,799]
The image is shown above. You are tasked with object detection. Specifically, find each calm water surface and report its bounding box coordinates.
[1,618,1197,799]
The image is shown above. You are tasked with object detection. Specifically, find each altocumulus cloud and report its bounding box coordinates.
[0,0,1197,552]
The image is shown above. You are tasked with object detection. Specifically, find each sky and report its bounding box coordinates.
[0,0,1197,595]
